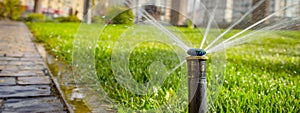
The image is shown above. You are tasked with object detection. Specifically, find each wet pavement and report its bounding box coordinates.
[0,21,67,112]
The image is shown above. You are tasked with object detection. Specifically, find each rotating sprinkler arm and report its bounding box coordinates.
[187,48,208,113]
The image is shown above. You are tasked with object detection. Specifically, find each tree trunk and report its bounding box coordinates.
[33,0,42,13]
[190,0,197,28]
[252,0,270,24]
[83,0,91,24]
[170,0,187,26]
[170,0,180,25]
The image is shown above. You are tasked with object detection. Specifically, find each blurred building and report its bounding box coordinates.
[188,0,253,25]
[188,0,300,25]
[122,0,187,25]
[18,0,300,23]
[286,0,300,17]
[20,0,85,19]
[268,0,300,22]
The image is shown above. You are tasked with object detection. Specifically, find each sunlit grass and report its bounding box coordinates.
[27,22,300,112]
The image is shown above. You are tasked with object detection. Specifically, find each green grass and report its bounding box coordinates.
[27,22,300,112]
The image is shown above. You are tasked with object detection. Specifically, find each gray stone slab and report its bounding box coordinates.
[0,85,51,98]
[0,70,44,77]
[19,65,44,70]
[7,61,43,66]
[0,61,8,65]
[2,97,66,113]
[24,54,42,58]
[0,77,16,85]
[0,57,19,61]
[20,58,43,61]
[4,53,23,58]
[0,65,19,71]
[7,61,30,66]
[17,76,51,85]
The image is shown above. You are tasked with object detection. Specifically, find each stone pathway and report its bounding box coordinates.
[0,21,68,113]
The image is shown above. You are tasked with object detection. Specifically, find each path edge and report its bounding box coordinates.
[23,22,74,113]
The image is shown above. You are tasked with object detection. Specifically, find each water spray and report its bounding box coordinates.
[187,48,207,113]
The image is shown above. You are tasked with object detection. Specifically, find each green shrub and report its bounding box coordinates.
[27,13,46,22]
[187,19,194,28]
[62,15,81,22]
[53,17,66,22]
[54,16,81,23]
[92,16,105,23]
[0,0,24,20]
[107,7,134,25]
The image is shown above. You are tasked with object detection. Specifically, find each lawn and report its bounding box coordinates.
[26,22,300,112]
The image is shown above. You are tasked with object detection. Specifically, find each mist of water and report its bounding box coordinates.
[204,0,266,50]
[206,4,299,53]
[207,16,300,53]
[200,1,219,49]
[139,9,190,51]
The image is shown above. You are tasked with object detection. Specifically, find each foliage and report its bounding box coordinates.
[26,13,46,22]
[52,16,81,23]
[53,17,66,22]
[0,0,24,20]
[92,16,105,23]
[186,19,194,28]
[27,23,300,112]
[61,15,81,22]
[106,7,134,25]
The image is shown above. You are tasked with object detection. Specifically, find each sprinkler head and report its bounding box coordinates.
[187,48,206,56]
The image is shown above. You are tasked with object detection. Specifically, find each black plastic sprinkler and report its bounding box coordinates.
[186,48,207,113]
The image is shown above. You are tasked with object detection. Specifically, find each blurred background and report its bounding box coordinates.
[0,0,299,28]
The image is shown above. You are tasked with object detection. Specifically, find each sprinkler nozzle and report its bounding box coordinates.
[187,48,206,56]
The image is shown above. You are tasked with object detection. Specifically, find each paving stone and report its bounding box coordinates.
[0,85,51,98]
[5,53,23,58]
[6,61,21,66]
[0,70,19,76]
[20,57,43,61]
[0,57,19,61]
[0,70,44,77]
[24,54,42,58]
[0,61,8,65]
[2,97,66,113]
[0,65,19,71]
[0,77,15,85]
[19,65,44,70]
[17,76,51,85]
[11,61,43,66]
